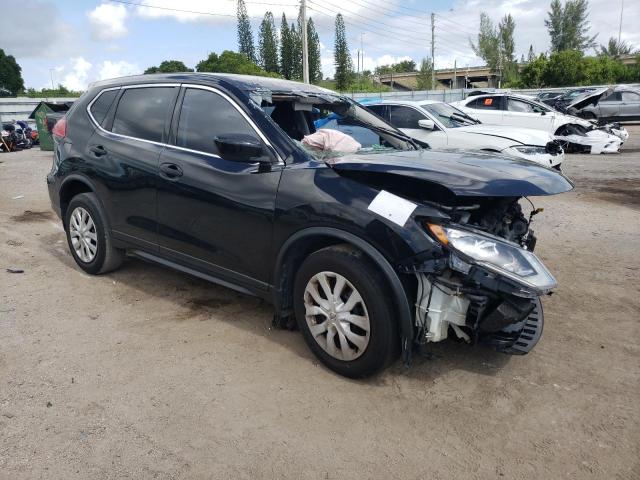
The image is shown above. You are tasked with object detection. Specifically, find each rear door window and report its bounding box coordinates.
[622,91,640,102]
[467,96,503,110]
[176,88,261,156]
[507,98,535,113]
[388,105,425,128]
[89,89,118,126]
[112,87,177,142]
[602,92,622,102]
[367,104,388,120]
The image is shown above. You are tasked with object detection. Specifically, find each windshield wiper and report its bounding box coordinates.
[451,112,480,124]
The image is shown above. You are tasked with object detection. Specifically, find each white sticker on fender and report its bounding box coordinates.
[368,190,417,227]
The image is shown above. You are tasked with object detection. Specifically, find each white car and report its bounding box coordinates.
[365,99,564,169]
[451,93,627,154]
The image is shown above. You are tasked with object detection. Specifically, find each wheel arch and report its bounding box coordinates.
[272,227,414,365]
[59,175,97,220]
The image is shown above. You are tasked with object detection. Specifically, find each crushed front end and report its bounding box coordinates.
[399,198,554,355]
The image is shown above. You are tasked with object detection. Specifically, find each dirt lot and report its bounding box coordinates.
[1,126,639,480]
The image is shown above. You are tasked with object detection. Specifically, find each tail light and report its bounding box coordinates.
[52,116,67,138]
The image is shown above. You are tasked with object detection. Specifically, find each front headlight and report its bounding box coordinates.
[427,224,557,294]
[511,145,547,155]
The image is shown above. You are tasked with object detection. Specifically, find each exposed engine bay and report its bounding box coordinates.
[409,197,546,354]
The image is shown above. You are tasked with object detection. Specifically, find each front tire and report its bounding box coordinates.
[293,245,399,378]
[64,193,123,274]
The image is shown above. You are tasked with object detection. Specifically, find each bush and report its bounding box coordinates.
[518,51,640,87]
[196,50,280,78]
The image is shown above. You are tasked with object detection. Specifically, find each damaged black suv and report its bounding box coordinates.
[47,74,572,378]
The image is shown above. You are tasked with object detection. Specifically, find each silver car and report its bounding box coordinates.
[574,87,640,123]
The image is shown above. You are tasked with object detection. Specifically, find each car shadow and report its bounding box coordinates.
[40,233,513,385]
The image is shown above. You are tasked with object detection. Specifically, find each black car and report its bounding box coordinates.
[536,90,567,106]
[551,87,598,112]
[47,74,572,378]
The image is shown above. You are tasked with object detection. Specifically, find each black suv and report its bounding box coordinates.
[47,74,572,378]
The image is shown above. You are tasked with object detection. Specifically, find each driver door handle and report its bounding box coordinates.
[160,162,183,178]
[89,145,107,157]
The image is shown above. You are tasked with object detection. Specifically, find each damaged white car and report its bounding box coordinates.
[364,99,564,170]
[452,93,628,154]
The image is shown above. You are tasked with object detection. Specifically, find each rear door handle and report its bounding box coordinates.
[89,145,107,157]
[160,162,183,178]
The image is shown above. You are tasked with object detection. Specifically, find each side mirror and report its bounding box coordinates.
[214,134,267,163]
[540,110,546,115]
[418,119,435,130]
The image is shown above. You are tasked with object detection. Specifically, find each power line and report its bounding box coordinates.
[307,4,423,47]
[333,0,431,28]
[306,3,429,49]
[435,13,479,31]
[308,0,430,41]
[359,0,428,15]
[110,0,297,19]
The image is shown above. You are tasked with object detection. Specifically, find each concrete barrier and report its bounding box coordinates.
[0,97,78,124]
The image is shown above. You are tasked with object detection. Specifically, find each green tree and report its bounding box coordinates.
[307,18,322,83]
[0,49,24,94]
[393,60,417,72]
[597,37,635,58]
[519,54,549,87]
[279,14,295,79]
[258,11,279,73]
[334,14,353,91]
[527,45,536,62]
[144,60,193,74]
[196,50,278,77]
[236,0,256,62]
[416,57,434,90]
[499,14,518,84]
[471,13,500,72]
[545,0,597,52]
[544,49,584,85]
[471,13,518,85]
[374,60,417,76]
[291,21,303,80]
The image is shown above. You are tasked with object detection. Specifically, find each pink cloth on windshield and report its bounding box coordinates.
[302,129,361,153]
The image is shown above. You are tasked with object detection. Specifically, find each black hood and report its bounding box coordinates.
[330,149,573,198]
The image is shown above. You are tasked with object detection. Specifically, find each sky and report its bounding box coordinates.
[0,0,637,91]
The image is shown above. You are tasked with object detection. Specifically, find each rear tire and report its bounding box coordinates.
[64,193,123,275]
[293,244,399,378]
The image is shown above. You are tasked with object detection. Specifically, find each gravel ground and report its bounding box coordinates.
[1,126,639,479]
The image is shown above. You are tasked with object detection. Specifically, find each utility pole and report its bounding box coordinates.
[359,33,364,88]
[301,0,309,83]
[618,0,624,44]
[497,40,503,88]
[430,13,435,90]
[452,59,457,89]
[49,69,55,90]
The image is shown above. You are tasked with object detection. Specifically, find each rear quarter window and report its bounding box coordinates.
[89,89,118,126]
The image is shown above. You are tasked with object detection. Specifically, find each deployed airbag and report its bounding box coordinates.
[302,128,361,153]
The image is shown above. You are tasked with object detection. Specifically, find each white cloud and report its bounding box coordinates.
[60,57,93,91]
[88,3,128,40]
[98,60,140,80]
[134,0,299,24]
[54,58,140,90]
[0,0,78,59]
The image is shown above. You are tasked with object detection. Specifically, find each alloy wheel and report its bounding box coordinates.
[303,271,370,361]
[69,206,98,263]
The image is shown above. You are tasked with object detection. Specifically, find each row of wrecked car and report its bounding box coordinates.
[339,87,633,170]
[451,90,631,155]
